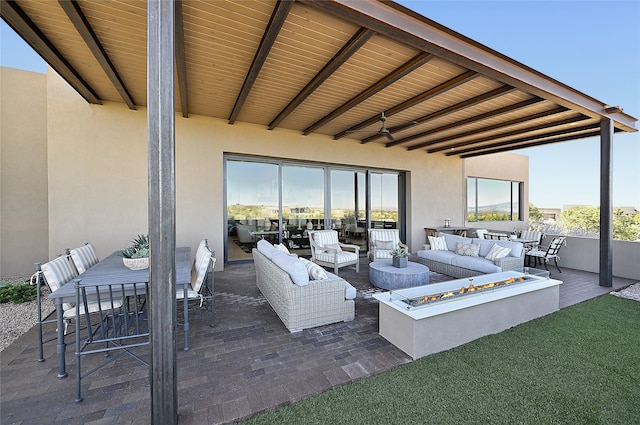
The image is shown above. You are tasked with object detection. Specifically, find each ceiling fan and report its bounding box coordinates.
[346,112,396,141]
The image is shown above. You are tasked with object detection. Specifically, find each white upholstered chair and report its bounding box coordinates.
[34,255,122,361]
[176,244,215,308]
[475,229,488,239]
[308,230,360,275]
[526,236,566,272]
[69,243,99,274]
[519,230,543,250]
[367,228,407,262]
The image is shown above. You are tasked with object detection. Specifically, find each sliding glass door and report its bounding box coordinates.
[331,170,366,248]
[226,160,279,261]
[370,172,400,230]
[225,156,404,262]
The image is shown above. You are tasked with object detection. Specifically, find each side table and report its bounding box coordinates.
[369,260,430,290]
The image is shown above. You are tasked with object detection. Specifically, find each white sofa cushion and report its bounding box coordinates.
[472,238,523,258]
[257,239,280,260]
[271,251,309,286]
[450,255,501,274]
[416,249,458,265]
[440,233,473,251]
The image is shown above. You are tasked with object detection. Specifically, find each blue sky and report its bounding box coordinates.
[2,1,638,209]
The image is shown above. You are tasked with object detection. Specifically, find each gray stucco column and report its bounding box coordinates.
[148,0,177,423]
[599,118,613,287]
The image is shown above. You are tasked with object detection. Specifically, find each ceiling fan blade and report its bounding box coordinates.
[384,132,394,141]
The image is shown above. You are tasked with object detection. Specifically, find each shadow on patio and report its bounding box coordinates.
[1,258,637,424]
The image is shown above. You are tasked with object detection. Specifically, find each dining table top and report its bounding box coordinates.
[49,246,192,300]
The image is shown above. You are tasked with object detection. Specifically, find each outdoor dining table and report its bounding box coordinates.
[48,247,192,378]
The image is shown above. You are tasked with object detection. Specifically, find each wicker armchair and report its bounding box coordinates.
[308,230,360,275]
[367,228,408,262]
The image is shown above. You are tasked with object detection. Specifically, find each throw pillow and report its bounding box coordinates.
[299,257,328,280]
[455,242,479,257]
[374,240,395,250]
[485,244,512,261]
[427,235,447,251]
[324,243,342,252]
[275,243,290,255]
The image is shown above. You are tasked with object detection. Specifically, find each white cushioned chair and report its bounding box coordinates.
[526,236,566,272]
[176,243,215,308]
[367,228,407,262]
[34,255,122,361]
[519,230,543,250]
[69,243,99,274]
[309,230,360,275]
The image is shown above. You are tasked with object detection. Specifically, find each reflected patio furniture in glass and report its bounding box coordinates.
[309,230,360,275]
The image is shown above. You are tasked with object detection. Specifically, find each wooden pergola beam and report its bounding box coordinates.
[228,0,293,124]
[59,0,136,110]
[449,122,600,156]
[407,106,570,151]
[457,127,622,158]
[334,69,478,140]
[269,28,373,130]
[428,114,590,153]
[303,51,433,135]
[1,0,101,105]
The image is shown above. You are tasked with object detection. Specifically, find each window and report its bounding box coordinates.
[467,177,522,222]
[225,155,405,262]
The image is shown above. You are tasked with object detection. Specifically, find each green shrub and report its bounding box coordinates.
[0,282,37,304]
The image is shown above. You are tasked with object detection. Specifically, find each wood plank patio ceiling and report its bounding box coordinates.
[2,0,636,157]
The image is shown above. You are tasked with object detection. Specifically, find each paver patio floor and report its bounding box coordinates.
[1,258,636,424]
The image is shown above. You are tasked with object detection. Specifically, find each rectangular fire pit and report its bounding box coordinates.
[372,269,561,360]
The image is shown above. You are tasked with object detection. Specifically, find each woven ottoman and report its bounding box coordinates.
[369,261,430,290]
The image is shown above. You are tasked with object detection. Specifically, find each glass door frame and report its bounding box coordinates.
[224,154,406,263]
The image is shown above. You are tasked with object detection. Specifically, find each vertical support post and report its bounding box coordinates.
[148,0,177,423]
[599,118,613,287]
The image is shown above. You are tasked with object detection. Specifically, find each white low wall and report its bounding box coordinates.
[544,235,639,280]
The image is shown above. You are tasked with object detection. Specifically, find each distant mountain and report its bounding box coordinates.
[468,202,513,213]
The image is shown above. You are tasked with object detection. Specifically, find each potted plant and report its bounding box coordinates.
[119,234,150,270]
[390,246,410,268]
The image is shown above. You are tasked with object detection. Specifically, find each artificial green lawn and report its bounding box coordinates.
[243,295,640,424]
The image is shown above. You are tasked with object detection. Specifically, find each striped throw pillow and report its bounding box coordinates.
[485,244,512,261]
[428,236,447,251]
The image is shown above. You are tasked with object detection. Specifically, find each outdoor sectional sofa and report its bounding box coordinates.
[252,240,356,332]
[414,232,525,279]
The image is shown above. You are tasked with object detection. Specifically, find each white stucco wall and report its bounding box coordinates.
[2,71,526,273]
[0,67,48,277]
[45,70,474,270]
